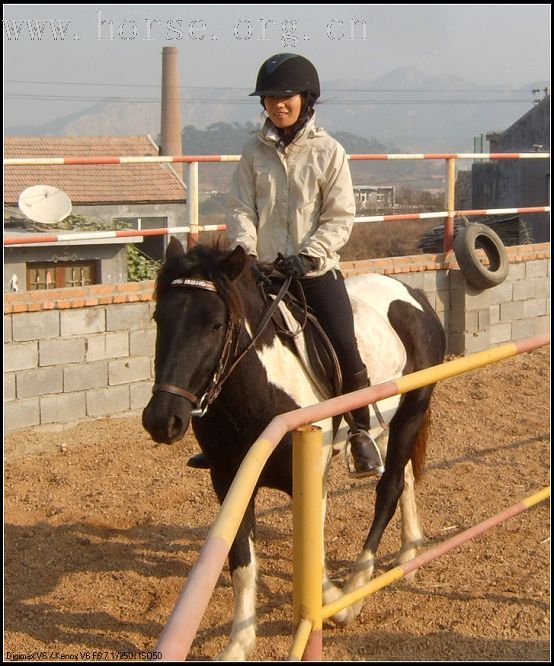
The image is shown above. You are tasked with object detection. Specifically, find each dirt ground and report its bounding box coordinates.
[4,346,550,662]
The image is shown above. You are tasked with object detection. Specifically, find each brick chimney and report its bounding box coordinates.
[160,46,183,178]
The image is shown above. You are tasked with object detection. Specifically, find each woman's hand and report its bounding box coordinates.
[275,254,316,278]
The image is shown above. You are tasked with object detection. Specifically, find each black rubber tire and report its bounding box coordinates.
[453,223,509,290]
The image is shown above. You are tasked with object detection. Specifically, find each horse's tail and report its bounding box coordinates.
[411,404,431,482]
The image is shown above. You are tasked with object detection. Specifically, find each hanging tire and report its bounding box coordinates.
[454,223,509,290]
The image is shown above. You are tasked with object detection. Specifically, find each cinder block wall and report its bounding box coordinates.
[4,243,550,432]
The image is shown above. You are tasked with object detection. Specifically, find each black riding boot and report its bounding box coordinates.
[344,367,384,479]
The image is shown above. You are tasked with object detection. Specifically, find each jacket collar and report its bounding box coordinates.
[257,113,322,150]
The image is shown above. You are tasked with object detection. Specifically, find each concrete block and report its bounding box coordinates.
[12,310,60,341]
[489,304,500,325]
[109,357,151,385]
[462,329,491,353]
[511,318,537,340]
[40,338,85,367]
[17,367,63,398]
[523,299,547,318]
[106,302,152,332]
[513,279,538,301]
[5,341,38,372]
[61,308,105,336]
[40,392,87,424]
[533,316,550,335]
[130,381,154,410]
[477,308,490,330]
[85,332,129,361]
[130,329,156,357]
[395,273,424,290]
[422,270,444,293]
[105,332,130,359]
[433,289,449,313]
[4,315,12,343]
[499,300,525,322]
[84,335,104,362]
[489,323,512,344]
[5,373,16,401]
[526,259,549,278]
[86,385,130,417]
[507,263,526,281]
[64,362,108,392]
[534,278,549,299]
[464,280,513,308]
[5,398,40,431]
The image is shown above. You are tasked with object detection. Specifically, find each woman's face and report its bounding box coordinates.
[264,94,303,128]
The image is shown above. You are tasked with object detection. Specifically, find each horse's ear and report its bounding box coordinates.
[165,237,185,260]
[220,246,246,281]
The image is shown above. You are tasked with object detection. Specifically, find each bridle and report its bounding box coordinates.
[152,275,292,417]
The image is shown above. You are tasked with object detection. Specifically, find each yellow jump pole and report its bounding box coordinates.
[322,486,550,620]
[292,425,323,661]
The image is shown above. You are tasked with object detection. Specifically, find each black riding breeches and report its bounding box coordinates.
[299,270,366,381]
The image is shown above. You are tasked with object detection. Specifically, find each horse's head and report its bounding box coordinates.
[142,238,247,444]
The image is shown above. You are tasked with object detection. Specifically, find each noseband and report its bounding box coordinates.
[152,277,240,417]
[152,274,292,417]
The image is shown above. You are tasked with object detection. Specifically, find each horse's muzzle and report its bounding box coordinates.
[142,394,191,444]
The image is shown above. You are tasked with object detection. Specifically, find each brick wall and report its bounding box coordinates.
[4,243,550,432]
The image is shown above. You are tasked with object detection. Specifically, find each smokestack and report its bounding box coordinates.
[160,46,183,178]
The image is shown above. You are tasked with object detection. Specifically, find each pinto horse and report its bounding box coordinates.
[142,239,446,660]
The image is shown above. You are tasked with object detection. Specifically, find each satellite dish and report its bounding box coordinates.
[18,185,72,225]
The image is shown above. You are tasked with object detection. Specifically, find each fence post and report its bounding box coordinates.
[186,161,199,249]
[444,157,456,252]
[292,425,323,661]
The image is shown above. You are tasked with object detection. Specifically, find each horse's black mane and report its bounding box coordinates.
[155,243,252,323]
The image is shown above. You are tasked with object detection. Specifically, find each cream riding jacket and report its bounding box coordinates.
[227,115,356,276]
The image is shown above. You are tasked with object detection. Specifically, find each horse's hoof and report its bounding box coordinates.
[397,541,423,582]
[330,606,357,627]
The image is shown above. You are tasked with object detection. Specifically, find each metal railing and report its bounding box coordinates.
[4,152,550,252]
[151,333,550,661]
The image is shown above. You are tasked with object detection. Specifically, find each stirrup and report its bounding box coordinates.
[344,432,384,480]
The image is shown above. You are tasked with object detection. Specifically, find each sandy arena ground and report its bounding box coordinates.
[4,346,550,661]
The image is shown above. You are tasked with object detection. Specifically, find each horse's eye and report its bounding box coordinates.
[211,322,224,332]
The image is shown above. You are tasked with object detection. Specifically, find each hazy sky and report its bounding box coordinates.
[3,4,551,127]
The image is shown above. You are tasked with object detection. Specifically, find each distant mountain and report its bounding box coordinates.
[178,121,441,190]
[318,67,548,150]
[5,66,548,152]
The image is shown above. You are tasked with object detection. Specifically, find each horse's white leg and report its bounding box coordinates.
[321,484,358,626]
[321,452,359,627]
[215,535,257,661]
[333,429,384,623]
[397,460,424,580]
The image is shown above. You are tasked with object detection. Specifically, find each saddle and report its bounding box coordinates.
[254,267,342,401]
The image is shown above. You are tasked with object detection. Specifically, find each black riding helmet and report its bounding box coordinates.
[250,53,320,100]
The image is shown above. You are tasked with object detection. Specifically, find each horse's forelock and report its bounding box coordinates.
[154,244,249,323]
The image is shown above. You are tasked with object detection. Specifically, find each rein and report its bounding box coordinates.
[152,274,293,416]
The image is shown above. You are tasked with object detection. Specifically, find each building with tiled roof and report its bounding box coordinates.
[4,135,185,205]
[4,135,187,292]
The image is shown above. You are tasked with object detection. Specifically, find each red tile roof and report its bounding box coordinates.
[4,136,186,205]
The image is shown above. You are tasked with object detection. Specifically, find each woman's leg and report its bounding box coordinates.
[301,271,383,477]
